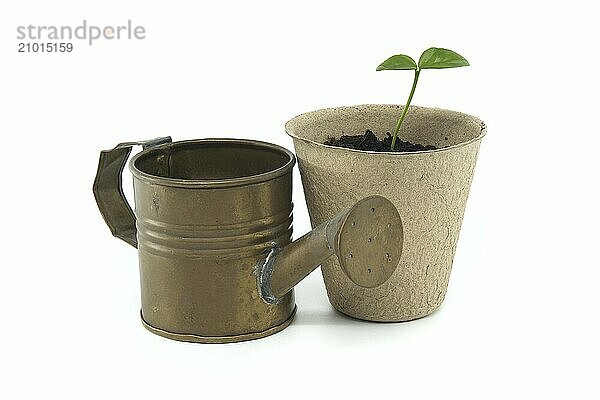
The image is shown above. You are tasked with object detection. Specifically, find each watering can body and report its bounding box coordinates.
[94,137,403,343]
[95,138,296,342]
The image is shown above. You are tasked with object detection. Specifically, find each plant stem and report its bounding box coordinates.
[390,69,420,151]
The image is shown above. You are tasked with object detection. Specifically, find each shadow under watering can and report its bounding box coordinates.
[93,137,403,343]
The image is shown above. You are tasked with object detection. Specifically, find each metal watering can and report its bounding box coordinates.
[93,137,403,343]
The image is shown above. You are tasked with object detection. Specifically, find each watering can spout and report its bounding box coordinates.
[256,196,403,304]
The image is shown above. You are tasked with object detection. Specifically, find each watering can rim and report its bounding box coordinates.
[129,138,296,189]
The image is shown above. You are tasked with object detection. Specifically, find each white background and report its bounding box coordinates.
[1,0,598,398]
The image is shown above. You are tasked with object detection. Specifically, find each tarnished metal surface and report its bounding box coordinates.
[94,139,297,343]
[94,138,403,343]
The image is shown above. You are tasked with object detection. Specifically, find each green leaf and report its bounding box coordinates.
[418,47,469,69]
[376,54,417,71]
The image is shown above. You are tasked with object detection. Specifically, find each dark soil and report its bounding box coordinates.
[324,130,439,152]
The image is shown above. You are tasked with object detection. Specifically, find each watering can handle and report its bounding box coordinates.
[93,137,172,248]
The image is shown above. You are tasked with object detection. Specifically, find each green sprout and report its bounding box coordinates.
[377,47,469,150]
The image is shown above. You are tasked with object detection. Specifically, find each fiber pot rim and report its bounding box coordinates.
[130,138,296,188]
[285,104,486,156]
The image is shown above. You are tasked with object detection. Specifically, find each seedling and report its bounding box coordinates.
[377,47,469,150]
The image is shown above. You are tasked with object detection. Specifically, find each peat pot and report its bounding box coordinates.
[93,137,403,343]
[286,105,486,321]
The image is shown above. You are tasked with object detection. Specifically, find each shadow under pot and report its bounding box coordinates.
[93,137,403,343]
[286,105,486,322]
